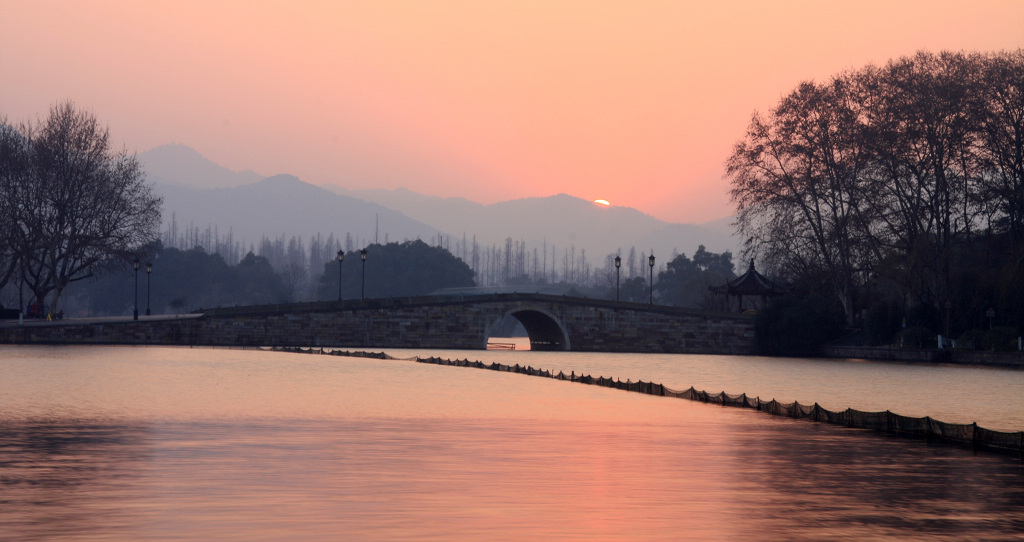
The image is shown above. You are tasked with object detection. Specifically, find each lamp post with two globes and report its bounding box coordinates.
[360,248,367,300]
[145,262,152,316]
[132,258,140,320]
[337,250,345,301]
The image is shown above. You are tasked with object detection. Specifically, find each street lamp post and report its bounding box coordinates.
[614,255,621,301]
[132,258,139,320]
[360,248,367,300]
[648,254,655,305]
[145,262,152,316]
[337,250,345,301]
[986,307,995,330]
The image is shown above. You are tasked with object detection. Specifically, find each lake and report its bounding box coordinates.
[1,344,1022,540]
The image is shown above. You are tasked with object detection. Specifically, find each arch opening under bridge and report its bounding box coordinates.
[488,308,570,351]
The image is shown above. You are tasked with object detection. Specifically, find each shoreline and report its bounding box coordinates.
[3,317,1022,369]
[820,345,1024,369]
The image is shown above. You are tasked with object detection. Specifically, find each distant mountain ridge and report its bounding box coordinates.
[157,175,445,249]
[327,186,740,266]
[140,144,739,267]
[139,144,264,189]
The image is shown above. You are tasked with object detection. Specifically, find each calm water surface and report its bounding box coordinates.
[1,344,1022,541]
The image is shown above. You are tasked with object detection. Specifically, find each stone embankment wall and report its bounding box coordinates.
[0,294,756,354]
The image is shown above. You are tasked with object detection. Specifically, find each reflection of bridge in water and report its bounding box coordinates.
[1,293,755,354]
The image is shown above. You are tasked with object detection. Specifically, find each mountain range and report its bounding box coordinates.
[139,144,740,267]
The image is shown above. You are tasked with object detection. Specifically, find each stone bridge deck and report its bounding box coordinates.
[0,293,755,354]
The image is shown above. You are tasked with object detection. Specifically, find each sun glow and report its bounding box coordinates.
[594,199,610,206]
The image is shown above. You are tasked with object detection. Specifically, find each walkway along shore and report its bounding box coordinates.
[271,346,1024,460]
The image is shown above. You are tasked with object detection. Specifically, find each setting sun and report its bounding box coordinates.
[594,199,610,206]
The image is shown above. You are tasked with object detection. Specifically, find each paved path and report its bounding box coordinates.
[0,313,203,327]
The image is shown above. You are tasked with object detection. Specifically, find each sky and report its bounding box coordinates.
[2,1,1022,224]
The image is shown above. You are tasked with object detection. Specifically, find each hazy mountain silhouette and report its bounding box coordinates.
[142,144,739,265]
[139,143,264,189]
[157,175,446,248]
[331,186,486,234]
[329,185,739,264]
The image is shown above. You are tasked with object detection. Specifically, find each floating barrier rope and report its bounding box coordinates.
[269,347,1024,459]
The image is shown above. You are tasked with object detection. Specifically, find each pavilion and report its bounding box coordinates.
[709,259,786,312]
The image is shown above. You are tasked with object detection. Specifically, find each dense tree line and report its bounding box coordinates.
[315,240,475,301]
[727,50,1023,344]
[654,246,734,309]
[64,240,476,315]
[153,216,696,302]
[54,238,736,316]
[79,245,289,315]
[0,102,161,315]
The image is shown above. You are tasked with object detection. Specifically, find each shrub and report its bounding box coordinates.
[904,303,940,331]
[983,326,1020,352]
[897,326,934,349]
[754,295,846,356]
[866,300,902,346]
[956,329,987,350]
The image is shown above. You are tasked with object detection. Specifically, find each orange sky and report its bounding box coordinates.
[2,0,1022,223]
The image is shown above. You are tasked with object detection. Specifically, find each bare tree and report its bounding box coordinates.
[0,120,30,295]
[727,50,1023,324]
[977,50,1024,243]
[13,102,162,314]
[727,76,871,322]
[859,52,987,306]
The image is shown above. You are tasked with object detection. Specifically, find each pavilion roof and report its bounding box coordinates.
[709,260,786,297]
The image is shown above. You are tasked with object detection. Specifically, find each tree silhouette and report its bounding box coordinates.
[316,240,475,300]
[3,102,161,314]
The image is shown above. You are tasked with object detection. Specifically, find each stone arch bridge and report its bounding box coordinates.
[1,293,755,354]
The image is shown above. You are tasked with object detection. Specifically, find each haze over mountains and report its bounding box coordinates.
[140,144,265,189]
[157,175,437,249]
[139,144,740,267]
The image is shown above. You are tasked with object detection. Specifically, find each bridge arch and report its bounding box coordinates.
[488,307,570,351]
